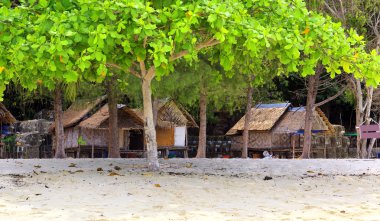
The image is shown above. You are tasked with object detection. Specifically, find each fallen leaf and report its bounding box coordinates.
[34,165,41,168]
[45,185,49,188]
[264,176,273,181]
[142,172,153,177]
[68,163,76,168]
[108,172,121,176]
[97,168,103,172]
[35,193,41,196]
[154,184,161,188]
[114,166,121,171]
[75,170,84,173]
[307,170,315,173]
[185,163,193,168]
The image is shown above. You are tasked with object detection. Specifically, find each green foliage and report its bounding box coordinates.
[77,136,87,146]
[0,0,380,103]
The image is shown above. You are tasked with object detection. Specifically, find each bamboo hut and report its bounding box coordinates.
[0,102,17,128]
[132,100,198,156]
[78,104,144,157]
[226,103,334,155]
[0,103,17,158]
[226,103,291,150]
[51,96,106,152]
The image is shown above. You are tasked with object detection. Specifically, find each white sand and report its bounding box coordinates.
[0,159,379,221]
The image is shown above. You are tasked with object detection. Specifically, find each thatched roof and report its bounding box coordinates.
[132,100,198,128]
[157,100,198,128]
[0,103,16,124]
[51,96,106,130]
[79,104,143,130]
[226,103,290,135]
[273,107,330,133]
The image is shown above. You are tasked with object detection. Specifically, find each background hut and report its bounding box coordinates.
[133,100,198,148]
[0,103,17,158]
[0,102,17,133]
[78,104,144,157]
[226,103,335,157]
[51,96,106,153]
[226,103,290,151]
[272,107,334,152]
[132,100,198,158]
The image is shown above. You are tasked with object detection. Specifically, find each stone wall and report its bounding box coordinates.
[15,119,53,158]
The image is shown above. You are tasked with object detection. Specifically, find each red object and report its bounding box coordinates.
[223,155,230,158]
[360,125,380,139]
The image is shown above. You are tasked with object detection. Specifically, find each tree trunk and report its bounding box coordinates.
[152,98,159,127]
[354,78,364,158]
[360,86,374,158]
[242,80,253,158]
[196,88,207,158]
[365,42,380,158]
[54,84,66,159]
[107,78,120,158]
[142,78,159,171]
[367,138,376,159]
[301,65,322,159]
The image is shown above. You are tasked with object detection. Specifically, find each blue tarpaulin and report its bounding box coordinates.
[255,103,290,109]
[294,130,324,135]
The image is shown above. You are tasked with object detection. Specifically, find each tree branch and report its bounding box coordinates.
[144,66,155,81]
[106,63,141,79]
[314,86,347,108]
[139,60,146,77]
[169,38,220,62]
[324,2,339,19]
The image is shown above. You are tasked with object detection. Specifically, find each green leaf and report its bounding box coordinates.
[64,70,79,82]
[39,0,48,8]
[49,61,57,72]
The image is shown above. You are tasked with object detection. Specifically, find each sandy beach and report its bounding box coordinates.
[0,159,379,221]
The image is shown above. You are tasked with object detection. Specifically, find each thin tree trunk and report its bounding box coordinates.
[360,86,374,158]
[152,98,159,127]
[354,78,363,158]
[107,78,120,158]
[242,79,253,159]
[301,65,322,159]
[142,78,159,170]
[367,138,375,159]
[196,87,207,158]
[365,41,380,158]
[54,84,66,159]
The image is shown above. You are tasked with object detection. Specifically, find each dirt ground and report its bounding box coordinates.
[0,159,379,221]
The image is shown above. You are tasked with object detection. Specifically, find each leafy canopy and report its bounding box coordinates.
[1,0,380,101]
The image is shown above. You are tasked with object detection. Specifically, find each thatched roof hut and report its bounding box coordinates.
[225,103,338,154]
[132,100,198,147]
[51,96,106,131]
[132,100,198,128]
[0,103,16,124]
[226,103,290,135]
[79,104,143,130]
[274,107,334,134]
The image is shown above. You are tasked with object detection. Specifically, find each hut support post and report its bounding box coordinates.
[77,129,81,159]
[292,135,295,159]
[0,122,2,159]
[91,130,94,159]
[324,134,327,158]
